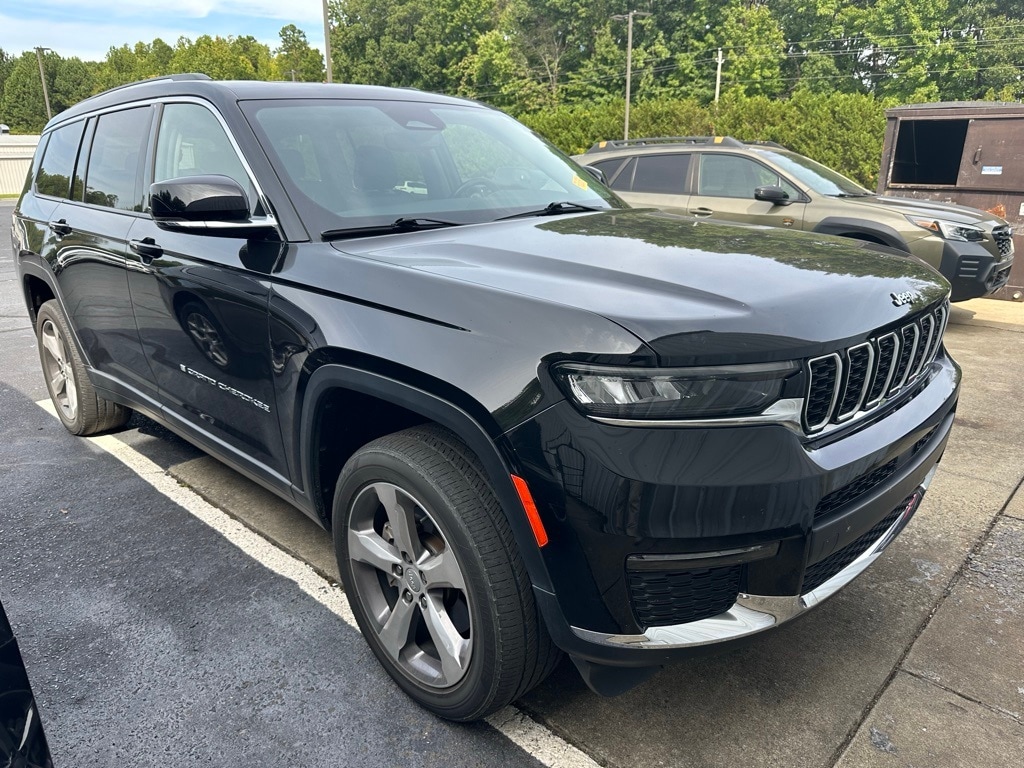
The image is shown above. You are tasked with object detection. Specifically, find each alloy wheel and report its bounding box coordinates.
[347,481,472,689]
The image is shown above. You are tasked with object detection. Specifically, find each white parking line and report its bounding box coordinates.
[37,400,600,768]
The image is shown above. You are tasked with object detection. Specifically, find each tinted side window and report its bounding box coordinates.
[36,121,85,199]
[84,108,152,211]
[606,157,635,191]
[631,154,690,194]
[698,154,768,198]
[588,158,627,187]
[154,103,253,208]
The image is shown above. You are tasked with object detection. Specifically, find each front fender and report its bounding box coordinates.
[298,363,555,593]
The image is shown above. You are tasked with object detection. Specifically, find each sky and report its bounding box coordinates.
[0,0,329,63]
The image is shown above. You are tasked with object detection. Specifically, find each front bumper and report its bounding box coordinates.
[572,475,928,651]
[937,239,1014,301]
[505,353,960,667]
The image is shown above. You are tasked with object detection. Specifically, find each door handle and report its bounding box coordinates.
[689,207,714,217]
[129,237,163,263]
[49,218,72,237]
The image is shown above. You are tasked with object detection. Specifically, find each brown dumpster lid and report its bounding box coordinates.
[886,101,1024,116]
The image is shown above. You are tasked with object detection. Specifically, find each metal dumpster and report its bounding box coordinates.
[878,102,1024,301]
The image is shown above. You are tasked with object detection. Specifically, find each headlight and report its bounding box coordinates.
[906,215,985,243]
[553,362,798,420]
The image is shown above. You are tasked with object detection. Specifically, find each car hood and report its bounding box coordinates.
[332,210,950,365]
[835,193,1007,229]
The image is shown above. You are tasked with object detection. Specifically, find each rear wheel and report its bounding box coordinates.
[36,300,131,435]
[333,424,559,721]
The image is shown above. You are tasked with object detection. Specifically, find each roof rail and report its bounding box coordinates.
[90,73,213,101]
[585,136,747,153]
[744,139,787,149]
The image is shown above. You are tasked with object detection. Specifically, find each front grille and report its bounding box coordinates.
[628,565,741,628]
[803,302,948,434]
[802,498,910,593]
[993,225,1014,258]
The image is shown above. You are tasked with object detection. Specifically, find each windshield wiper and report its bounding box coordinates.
[497,201,605,220]
[830,192,873,198]
[322,217,462,240]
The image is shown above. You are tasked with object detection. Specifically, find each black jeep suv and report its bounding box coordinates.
[11,75,959,721]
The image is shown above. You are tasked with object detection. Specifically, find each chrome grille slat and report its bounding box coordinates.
[836,342,873,421]
[888,324,920,395]
[804,353,842,432]
[803,302,948,435]
[864,332,898,409]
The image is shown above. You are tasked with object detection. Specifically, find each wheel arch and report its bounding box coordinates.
[20,265,57,327]
[812,217,909,252]
[299,363,554,593]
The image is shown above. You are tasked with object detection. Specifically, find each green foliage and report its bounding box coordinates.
[276,25,325,82]
[0,52,54,133]
[520,91,887,189]
[169,35,277,81]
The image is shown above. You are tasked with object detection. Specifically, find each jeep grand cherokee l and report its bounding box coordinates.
[11,75,960,721]
[576,136,1014,301]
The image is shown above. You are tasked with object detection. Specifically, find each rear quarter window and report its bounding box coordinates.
[35,121,86,199]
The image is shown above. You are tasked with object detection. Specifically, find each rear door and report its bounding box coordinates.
[602,152,691,213]
[42,107,156,399]
[689,153,806,229]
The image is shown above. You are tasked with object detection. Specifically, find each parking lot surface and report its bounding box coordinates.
[2,198,1023,766]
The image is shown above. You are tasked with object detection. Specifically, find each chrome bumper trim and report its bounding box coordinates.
[571,471,934,650]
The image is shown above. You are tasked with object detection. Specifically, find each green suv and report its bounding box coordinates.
[576,136,1014,301]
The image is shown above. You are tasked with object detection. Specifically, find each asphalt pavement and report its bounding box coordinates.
[1,197,1023,767]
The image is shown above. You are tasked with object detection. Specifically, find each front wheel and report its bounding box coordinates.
[35,300,130,435]
[333,425,559,721]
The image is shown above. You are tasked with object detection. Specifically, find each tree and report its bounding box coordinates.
[95,39,175,91]
[168,35,277,81]
[0,52,55,132]
[330,0,494,92]
[712,1,787,99]
[275,25,325,82]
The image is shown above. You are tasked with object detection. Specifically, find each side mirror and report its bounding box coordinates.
[582,165,607,185]
[151,175,277,238]
[754,185,792,206]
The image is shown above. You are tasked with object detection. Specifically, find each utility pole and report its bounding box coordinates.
[34,47,52,121]
[715,47,724,103]
[611,10,652,141]
[322,0,334,83]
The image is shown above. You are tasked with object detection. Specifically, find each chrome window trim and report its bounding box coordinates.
[33,94,283,239]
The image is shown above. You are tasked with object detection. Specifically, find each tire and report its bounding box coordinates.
[35,299,131,436]
[333,424,560,721]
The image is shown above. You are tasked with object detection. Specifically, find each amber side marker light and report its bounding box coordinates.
[511,474,549,547]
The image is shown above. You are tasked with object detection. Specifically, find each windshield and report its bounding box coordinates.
[242,98,621,235]
[755,149,872,197]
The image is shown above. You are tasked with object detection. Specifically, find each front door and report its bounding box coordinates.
[689,153,806,230]
[126,101,287,483]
